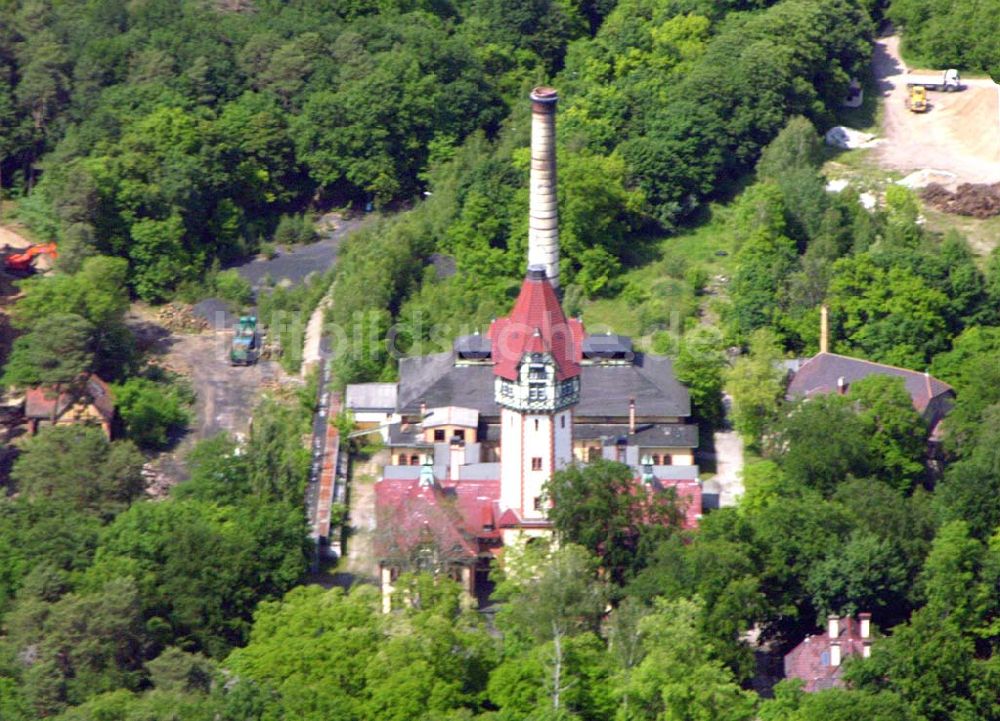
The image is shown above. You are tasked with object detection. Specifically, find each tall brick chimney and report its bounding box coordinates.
[528,87,559,288]
[820,304,829,354]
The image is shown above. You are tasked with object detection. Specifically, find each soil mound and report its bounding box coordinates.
[921,182,1000,218]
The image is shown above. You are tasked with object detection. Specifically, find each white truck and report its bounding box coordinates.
[906,69,962,92]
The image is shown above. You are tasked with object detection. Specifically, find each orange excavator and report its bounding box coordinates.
[4,242,58,274]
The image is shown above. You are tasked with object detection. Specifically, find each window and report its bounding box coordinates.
[533,496,544,511]
[531,457,543,471]
[433,429,445,442]
[534,419,539,431]
[529,382,546,401]
[454,429,466,441]
[410,455,420,465]
[651,454,660,465]
[663,454,673,466]
[529,365,547,380]
[587,447,601,462]
[501,380,513,397]
[560,415,565,429]
[561,379,576,397]
[399,455,408,465]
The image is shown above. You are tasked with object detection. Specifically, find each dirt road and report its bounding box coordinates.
[131,310,292,488]
[0,226,32,252]
[874,35,1000,184]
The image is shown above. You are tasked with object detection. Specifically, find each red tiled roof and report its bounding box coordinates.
[376,470,702,562]
[488,272,583,382]
[374,476,502,563]
[671,479,703,529]
[497,507,522,528]
[784,616,872,692]
[24,387,74,419]
[24,374,114,423]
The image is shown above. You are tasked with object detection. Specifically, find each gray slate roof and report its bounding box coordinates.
[396,351,690,420]
[786,352,952,413]
[345,382,398,412]
[578,355,690,418]
[572,423,699,448]
[582,333,633,358]
[629,423,700,448]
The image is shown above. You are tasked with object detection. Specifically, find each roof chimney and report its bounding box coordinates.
[859,612,871,639]
[528,87,559,289]
[628,397,637,433]
[837,376,847,395]
[419,457,436,487]
[640,459,655,485]
[828,614,840,639]
[820,305,829,354]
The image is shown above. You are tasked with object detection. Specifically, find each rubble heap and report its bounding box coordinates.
[922,182,1000,218]
[156,303,210,333]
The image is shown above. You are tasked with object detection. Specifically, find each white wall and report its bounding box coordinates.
[500,408,524,513]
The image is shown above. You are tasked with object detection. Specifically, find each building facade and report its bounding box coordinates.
[352,87,703,608]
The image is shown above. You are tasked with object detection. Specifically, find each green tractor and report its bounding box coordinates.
[230,315,259,366]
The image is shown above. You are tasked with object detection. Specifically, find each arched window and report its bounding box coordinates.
[652,454,660,465]
[410,454,420,465]
[399,455,408,465]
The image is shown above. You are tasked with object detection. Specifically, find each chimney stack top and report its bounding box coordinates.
[530,86,558,103]
[828,614,840,639]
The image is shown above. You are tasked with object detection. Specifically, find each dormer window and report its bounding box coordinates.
[529,365,547,380]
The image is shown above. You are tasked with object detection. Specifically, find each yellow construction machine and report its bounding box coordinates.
[906,85,928,113]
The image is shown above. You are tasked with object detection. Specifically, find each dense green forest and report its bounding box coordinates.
[7,0,1000,719]
[889,0,1000,76]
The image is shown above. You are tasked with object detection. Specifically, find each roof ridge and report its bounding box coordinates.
[815,352,952,390]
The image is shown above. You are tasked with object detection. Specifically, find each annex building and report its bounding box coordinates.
[346,87,702,608]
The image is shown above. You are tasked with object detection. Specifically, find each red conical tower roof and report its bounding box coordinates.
[488,266,583,381]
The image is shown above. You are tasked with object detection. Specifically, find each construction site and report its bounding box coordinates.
[873,33,1000,220]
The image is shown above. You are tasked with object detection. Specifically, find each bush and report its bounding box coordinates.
[214,270,254,307]
[273,214,318,246]
[112,377,191,450]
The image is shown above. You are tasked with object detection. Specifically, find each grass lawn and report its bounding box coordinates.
[921,206,1000,260]
[0,198,44,245]
[582,204,737,339]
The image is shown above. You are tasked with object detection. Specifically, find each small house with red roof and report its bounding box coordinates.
[784,613,874,691]
[23,374,115,439]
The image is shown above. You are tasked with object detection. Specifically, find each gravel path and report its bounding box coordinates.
[235,215,366,289]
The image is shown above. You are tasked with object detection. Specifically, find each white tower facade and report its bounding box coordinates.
[497,344,578,519]
[528,87,560,289]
